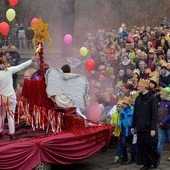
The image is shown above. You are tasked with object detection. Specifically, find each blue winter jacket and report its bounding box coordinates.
[118,106,134,136]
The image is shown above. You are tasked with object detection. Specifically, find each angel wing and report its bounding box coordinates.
[45,68,89,110]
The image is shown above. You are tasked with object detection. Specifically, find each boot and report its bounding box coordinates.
[10,134,19,141]
[128,158,136,164]
[153,155,160,168]
[0,133,3,139]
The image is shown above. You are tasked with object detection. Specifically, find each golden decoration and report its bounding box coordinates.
[32,18,52,43]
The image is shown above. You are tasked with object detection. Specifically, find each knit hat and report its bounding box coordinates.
[160,32,165,37]
[119,69,125,75]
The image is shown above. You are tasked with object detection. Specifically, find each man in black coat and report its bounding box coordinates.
[131,79,160,170]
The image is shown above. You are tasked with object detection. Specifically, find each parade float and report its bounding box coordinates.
[0,16,113,170]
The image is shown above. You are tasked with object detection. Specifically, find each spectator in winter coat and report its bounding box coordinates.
[26,26,34,49]
[159,63,170,87]
[157,87,170,156]
[118,96,136,164]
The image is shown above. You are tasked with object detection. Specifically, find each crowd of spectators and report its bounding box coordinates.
[81,20,170,165]
[82,22,170,115]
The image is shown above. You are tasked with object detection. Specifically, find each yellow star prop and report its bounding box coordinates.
[32,18,51,42]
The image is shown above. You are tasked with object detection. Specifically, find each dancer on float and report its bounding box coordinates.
[0,52,37,140]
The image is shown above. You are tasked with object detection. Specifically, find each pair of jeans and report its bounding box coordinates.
[157,127,170,154]
[121,135,136,160]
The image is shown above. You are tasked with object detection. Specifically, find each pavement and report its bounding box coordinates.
[52,144,170,170]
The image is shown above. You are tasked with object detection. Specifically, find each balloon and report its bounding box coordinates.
[6,8,16,22]
[9,0,19,7]
[0,22,10,36]
[80,47,88,57]
[85,59,95,71]
[31,18,39,25]
[64,34,72,45]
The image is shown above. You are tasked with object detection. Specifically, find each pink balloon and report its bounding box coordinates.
[9,0,19,7]
[31,18,39,25]
[0,22,10,36]
[64,34,73,45]
[85,59,95,71]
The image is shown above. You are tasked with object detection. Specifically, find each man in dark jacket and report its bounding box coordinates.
[159,63,170,88]
[26,26,34,49]
[131,79,160,170]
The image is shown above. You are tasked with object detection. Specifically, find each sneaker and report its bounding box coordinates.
[167,157,170,161]
[10,135,19,141]
[113,156,119,164]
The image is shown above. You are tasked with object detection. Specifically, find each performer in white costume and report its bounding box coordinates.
[0,53,37,140]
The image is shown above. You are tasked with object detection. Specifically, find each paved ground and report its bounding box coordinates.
[52,144,170,170]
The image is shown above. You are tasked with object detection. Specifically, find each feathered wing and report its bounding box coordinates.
[45,68,89,110]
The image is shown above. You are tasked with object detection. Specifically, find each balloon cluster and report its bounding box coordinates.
[63,33,95,72]
[0,0,19,36]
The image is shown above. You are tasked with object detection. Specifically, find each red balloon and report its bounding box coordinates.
[9,0,19,7]
[85,59,95,71]
[31,18,39,25]
[0,22,10,36]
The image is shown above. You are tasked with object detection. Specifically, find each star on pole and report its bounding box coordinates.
[32,18,51,42]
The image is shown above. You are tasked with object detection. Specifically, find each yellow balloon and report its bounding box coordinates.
[80,47,88,57]
[6,8,16,22]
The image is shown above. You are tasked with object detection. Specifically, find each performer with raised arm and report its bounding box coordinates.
[0,53,37,140]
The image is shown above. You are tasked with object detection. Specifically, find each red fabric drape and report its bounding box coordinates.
[0,124,112,170]
[22,78,54,110]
